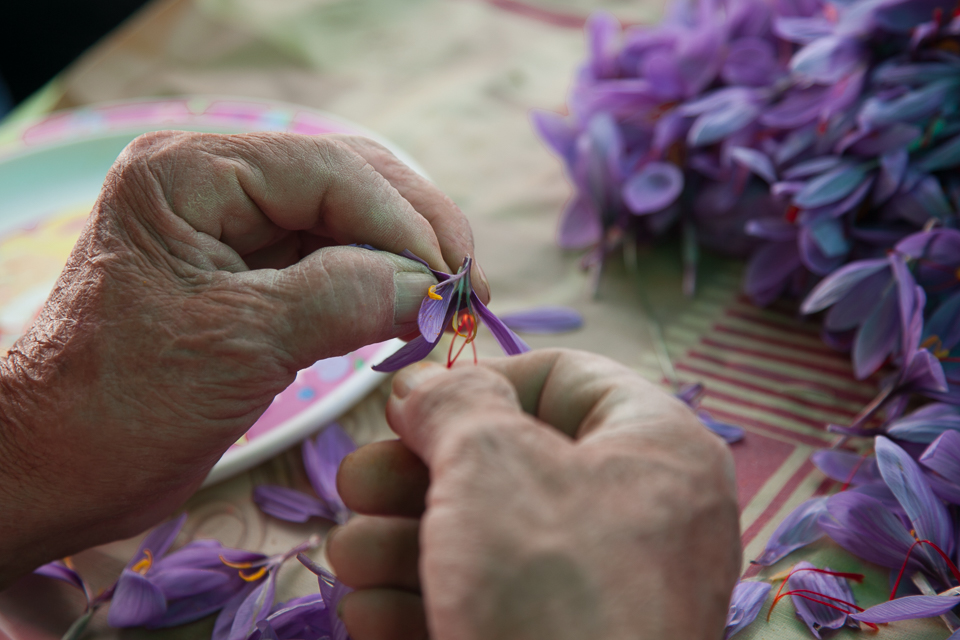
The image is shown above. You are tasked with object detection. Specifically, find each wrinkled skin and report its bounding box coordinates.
[331,350,742,640]
[0,131,487,588]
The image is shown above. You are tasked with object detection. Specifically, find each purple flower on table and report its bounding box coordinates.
[254,424,356,525]
[34,558,114,640]
[773,561,863,638]
[674,383,745,443]
[811,449,881,486]
[213,537,321,640]
[373,255,529,372]
[753,497,828,566]
[920,430,960,505]
[108,514,266,629]
[724,580,772,639]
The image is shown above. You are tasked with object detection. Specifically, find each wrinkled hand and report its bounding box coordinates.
[0,131,487,588]
[330,349,741,640]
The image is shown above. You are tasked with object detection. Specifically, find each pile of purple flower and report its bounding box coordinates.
[534,0,960,415]
[536,0,960,636]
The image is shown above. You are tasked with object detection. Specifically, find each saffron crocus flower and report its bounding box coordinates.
[787,562,863,638]
[34,558,114,640]
[254,423,355,525]
[214,537,321,640]
[246,594,328,640]
[724,581,771,639]
[887,403,960,443]
[373,254,529,372]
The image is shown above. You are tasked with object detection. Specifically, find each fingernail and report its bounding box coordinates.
[394,272,437,325]
[392,361,444,399]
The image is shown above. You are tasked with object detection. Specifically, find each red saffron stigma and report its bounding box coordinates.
[889,539,960,600]
[785,205,800,223]
[447,312,478,368]
[768,590,875,629]
[769,567,866,620]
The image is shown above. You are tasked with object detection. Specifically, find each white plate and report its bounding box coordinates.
[0,96,424,486]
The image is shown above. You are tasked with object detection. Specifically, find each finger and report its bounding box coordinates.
[339,589,427,640]
[386,361,556,468]
[230,246,436,366]
[326,516,420,591]
[114,131,450,273]
[337,440,429,517]
[329,135,490,303]
[480,349,703,442]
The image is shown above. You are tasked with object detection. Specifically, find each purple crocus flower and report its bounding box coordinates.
[34,558,114,640]
[246,594,329,640]
[852,593,960,623]
[920,430,960,505]
[373,255,529,372]
[674,382,745,443]
[724,581,772,639]
[254,423,356,525]
[887,403,960,443]
[213,537,321,640]
[782,561,862,638]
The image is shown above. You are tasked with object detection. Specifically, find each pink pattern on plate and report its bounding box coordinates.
[235,342,385,447]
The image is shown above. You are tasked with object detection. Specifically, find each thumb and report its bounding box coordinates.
[241,246,437,368]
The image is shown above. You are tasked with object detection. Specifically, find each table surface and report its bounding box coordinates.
[0,1,949,638]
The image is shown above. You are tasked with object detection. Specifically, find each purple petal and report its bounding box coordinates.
[372,334,441,373]
[790,36,863,84]
[229,574,278,640]
[697,410,744,443]
[108,569,168,627]
[499,307,584,334]
[214,583,260,640]
[812,450,880,485]
[890,404,960,444]
[820,492,915,570]
[34,560,86,593]
[157,541,264,572]
[149,567,231,600]
[126,513,187,571]
[261,594,329,640]
[823,268,890,332]
[687,97,760,147]
[762,86,826,129]
[724,581,772,639]
[557,195,602,249]
[853,595,960,623]
[787,561,858,636]
[304,424,356,513]
[919,133,960,173]
[859,80,952,130]
[318,573,352,640]
[730,147,776,183]
[848,124,922,157]
[745,218,796,242]
[927,292,960,351]
[876,436,954,556]
[799,222,847,275]
[744,241,802,305]
[587,11,621,79]
[774,16,834,43]
[782,156,843,181]
[418,274,460,343]
[775,126,817,165]
[793,163,870,209]
[851,285,898,379]
[530,110,578,167]
[752,497,828,566]
[800,258,888,314]
[900,349,949,394]
[921,430,960,486]
[874,149,909,204]
[473,294,530,356]
[156,581,250,628]
[253,486,335,523]
[722,37,780,87]
[622,161,684,214]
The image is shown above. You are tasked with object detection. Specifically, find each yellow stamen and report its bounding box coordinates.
[921,335,951,360]
[219,554,254,570]
[63,556,76,571]
[239,566,268,582]
[131,549,153,575]
[427,285,443,301]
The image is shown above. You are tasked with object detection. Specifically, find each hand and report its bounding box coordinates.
[330,349,741,640]
[0,131,487,588]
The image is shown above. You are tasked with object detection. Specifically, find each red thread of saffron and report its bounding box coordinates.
[447,312,478,368]
[768,590,877,630]
[769,567,865,621]
[889,538,960,600]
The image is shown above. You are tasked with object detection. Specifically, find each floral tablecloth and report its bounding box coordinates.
[0,0,949,638]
